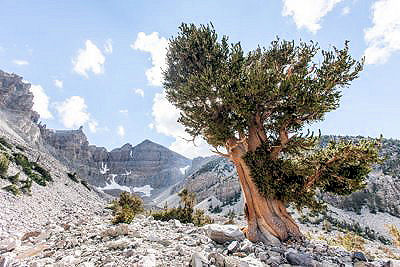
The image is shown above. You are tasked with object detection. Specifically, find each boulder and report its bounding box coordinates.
[203,224,245,244]
[190,252,209,267]
[286,252,315,267]
[208,252,226,267]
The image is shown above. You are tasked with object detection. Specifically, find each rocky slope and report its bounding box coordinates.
[0,70,107,254]
[2,211,400,267]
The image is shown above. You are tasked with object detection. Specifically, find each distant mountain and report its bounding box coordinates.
[0,69,191,200]
[40,127,191,199]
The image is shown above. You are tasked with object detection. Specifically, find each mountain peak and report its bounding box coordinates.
[120,143,133,150]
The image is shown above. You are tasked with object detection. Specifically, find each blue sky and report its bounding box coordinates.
[0,0,399,158]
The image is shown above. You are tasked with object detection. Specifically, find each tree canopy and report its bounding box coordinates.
[164,23,380,211]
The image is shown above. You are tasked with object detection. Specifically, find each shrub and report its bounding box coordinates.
[67,172,79,183]
[20,178,32,195]
[112,205,135,224]
[2,184,20,196]
[111,192,144,224]
[193,209,213,226]
[13,153,52,186]
[152,207,193,224]
[336,232,366,251]
[0,153,9,177]
[7,172,20,184]
[31,163,52,182]
[15,145,25,151]
[224,209,236,225]
[0,137,12,150]
[13,153,31,173]
[387,224,400,248]
[152,189,213,226]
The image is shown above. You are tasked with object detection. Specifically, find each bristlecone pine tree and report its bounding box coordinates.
[163,23,380,244]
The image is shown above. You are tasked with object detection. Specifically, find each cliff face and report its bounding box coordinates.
[0,70,40,143]
[0,70,39,121]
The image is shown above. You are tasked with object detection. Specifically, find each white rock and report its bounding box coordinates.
[4,238,20,252]
[78,262,95,267]
[227,240,239,252]
[240,255,264,267]
[58,255,79,266]
[147,233,160,242]
[202,224,244,244]
[172,219,182,228]
[138,254,156,267]
[106,238,130,250]
[0,255,14,267]
[191,252,209,267]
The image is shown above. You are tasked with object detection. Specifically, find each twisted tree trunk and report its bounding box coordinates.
[226,126,303,244]
[233,156,302,243]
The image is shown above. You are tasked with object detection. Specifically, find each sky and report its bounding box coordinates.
[0,0,399,159]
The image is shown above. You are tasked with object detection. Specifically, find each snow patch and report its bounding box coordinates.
[98,174,131,193]
[100,162,109,174]
[132,185,153,197]
[180,165,190,175]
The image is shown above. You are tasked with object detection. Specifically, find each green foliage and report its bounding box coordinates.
[67,172,79,183]
[0,153,9,177]
[164,23,363,148]
[112,204,135,224]
[20,178,32,195]
[13,153,31,173]
[244,138,380,210]
[111,192,144,224]
[31,162,53,182]
[12,153,52,186]
[225,209,236,224]
[15,145,25,152]
[0,137,12,150]
[152,189,213,226]
[209,205,222,213]
[7,172,19,184]
[193,209,213,226]
[2,184,20,196]
[152,207,193,224]
[163,23,378,213]
[335,232,366,252]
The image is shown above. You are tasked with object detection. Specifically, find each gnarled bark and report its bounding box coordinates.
[227,136,303,244]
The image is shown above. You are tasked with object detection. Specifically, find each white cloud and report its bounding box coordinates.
[119,109,128,114]
[150,90,213,158]
[104,39,113,54]
[72,40,105,77]
[342,6,350,15]
[88,120,98,133]
[13,59,29,66]
[282,0,344,33]
[117,125,125,137]
[55,96,97,132]
[54,79,63,89]
[29,84,53,119]
[364,0,400,65]
[134,88,144,97]
[131,32,168,86]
